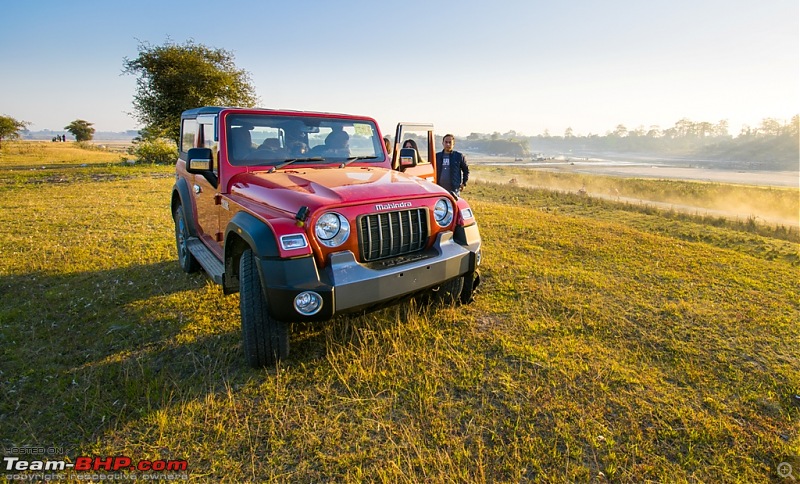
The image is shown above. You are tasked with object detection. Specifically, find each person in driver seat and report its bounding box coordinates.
[289,141,309,156]
[323,128,350,156]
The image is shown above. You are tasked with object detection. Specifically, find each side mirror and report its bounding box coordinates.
[398,147,418,169]
[187,148,213,173]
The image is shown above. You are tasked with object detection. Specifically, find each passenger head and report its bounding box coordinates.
[325,129,349,149]
[442,134,455,153]
[403,139,419,150]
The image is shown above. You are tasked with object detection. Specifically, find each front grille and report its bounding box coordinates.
[358,208,428,262]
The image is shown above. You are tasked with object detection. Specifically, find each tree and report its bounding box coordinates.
[0,115,30,147]
[646,125,662,138]
[696,121,714,138]
[759,118,782,137]
[713,119,729,138]
[673,118,696,138]
[65,119,96,142]
[787,115,799,138]
[123,39,258,146]
[629,126,646,138]
[612,124,628,137]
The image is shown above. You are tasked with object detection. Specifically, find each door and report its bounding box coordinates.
[191,119,223,258]
[392,123,437,182]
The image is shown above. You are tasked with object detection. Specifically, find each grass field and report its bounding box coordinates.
[1,142,798,482]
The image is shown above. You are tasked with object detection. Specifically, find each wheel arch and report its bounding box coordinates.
[223,211,280,294]
[171,179,197,237]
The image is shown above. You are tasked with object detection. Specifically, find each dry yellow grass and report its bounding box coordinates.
[0,143,797,482]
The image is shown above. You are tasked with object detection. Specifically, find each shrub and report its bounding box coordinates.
[76,141,105,151]
[128,138,177,164]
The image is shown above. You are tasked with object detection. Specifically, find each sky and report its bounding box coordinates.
[1,0,797,138]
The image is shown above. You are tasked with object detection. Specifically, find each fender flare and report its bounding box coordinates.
[171,179,197,237]
[225,211,280,259]
[223,211,281,293]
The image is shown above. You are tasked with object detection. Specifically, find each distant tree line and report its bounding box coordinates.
[460,116,799,170]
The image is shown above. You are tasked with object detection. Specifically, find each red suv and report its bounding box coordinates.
[172,107,481,367]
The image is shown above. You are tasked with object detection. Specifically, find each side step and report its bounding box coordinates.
[187,237,225,284]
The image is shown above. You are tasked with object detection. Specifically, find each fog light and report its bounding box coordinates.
[294,291,322,316]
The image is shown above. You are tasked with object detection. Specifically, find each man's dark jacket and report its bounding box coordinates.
[435,150,469,191]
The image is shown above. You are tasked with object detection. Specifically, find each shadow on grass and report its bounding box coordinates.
[0,257,458,456]
[0,261,422,455]
[0,260,330,453]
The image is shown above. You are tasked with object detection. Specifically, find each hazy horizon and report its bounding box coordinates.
[17,114,797,140]
[1,0,797,138]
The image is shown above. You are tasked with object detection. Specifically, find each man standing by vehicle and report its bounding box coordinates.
[435,134,469,197]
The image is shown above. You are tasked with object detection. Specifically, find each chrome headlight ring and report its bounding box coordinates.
[434,198,454,227]
[315,212,350,247]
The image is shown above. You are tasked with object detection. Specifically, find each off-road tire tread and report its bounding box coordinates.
[239,249,289,367]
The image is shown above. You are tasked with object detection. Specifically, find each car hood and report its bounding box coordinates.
[229,166,447,214]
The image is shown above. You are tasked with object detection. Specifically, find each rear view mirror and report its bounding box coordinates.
[398,148,419,168]
[187,148,213,173]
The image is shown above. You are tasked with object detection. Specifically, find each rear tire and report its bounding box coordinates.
[239,248,289,367]
[174,205,200,273]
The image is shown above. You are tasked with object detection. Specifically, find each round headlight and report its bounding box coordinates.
[434,198,454,227]
[315,212,350,247]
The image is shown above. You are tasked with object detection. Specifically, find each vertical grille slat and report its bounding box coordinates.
[399,211,407,252]
[365,216,375,259]
[359,208,428,262]
[378,213,386,258]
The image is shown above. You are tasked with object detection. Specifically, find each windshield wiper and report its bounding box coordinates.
[267,157,325,172]
[338,156,379,168]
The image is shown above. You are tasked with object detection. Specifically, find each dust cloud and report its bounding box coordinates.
[469,158,799,228]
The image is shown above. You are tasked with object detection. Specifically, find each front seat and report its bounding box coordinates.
[229,128,253,160]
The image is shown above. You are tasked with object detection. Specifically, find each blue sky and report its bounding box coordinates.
[1,0,797,137]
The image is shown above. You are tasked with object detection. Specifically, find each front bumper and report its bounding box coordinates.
[259,230,479,321]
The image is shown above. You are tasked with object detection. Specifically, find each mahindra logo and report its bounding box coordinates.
[375,201,413,211]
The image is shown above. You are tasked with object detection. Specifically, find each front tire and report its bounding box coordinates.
[239,248,289,367]
[434,276,464,306]
[460,271,480,305]
[174,205,200,273]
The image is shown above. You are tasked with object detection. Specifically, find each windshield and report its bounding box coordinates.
[226,114,385,167]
